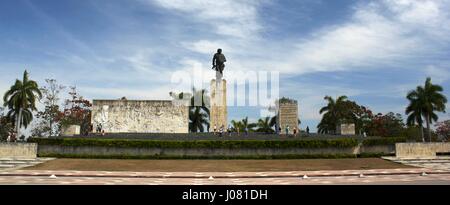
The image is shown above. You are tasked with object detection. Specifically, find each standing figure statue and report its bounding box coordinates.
[212,48,227,79]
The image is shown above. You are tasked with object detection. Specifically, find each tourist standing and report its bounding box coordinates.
[285,125,289,135]
[219,125,224,137]
[306,126,310,135]
[6,132,11,142]
[293,127,297,137]
[228,124,232,136]
[278,127,282,136]
[213,124,217,135]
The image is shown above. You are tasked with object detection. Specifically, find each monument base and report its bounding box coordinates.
[210,79,227,131]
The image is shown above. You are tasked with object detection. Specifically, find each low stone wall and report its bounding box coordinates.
[396,143,450,158]
[37,144,392,158]
[360,145,396,154]
[0,143,37,158]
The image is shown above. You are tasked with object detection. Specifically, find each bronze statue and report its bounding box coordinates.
[212,48,226,74]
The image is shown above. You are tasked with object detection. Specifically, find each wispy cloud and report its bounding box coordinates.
[275,0,450,74]
[147,0,265,38]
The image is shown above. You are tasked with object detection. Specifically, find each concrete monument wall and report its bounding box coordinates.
[278,101,299,134]
[61,125,80,136]
[210,79,227,129]
[396,143,450,158]
[336,123,356,135]
[37,143,395,158]
[91,99,189,133]
[0,143,37,158]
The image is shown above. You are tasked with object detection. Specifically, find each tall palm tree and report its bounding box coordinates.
[318,95,349,134]
[406,77,447,142]
[188,88,210,132]
[3,70,42,137]
[406,96,425,142]
[256,117,274,133]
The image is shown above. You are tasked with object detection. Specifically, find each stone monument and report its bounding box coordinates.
[277,98,299,134]
[91,99,189,133]
[61,125,80,136]
[336,123,355,135]
[210,79,227,130]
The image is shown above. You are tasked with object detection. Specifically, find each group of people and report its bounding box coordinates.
[95,123,106,136]
[275,125,310,137]
[211,124,311,137]
[212,124,246,137]
[5,131,17,142]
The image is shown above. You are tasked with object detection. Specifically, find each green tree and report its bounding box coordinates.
[187,88,210,133]
[347,102,373,135]
[318,95,352,134]
[231,119,243,133]
[406,77,447,142]
[0,106,14,141]
[406,95,425,141]
[256,116,275,133]
[33,79,65,137]
[189,106,209,133]
[241,117,257,132]
[59,86,92,135]
[3,70,42,137]
[367,112,405,137]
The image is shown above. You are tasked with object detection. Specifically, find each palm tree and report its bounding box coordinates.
[188,88,210,132]
[256,117,274,133]
[231,119,243,133]
[189,106,209,132]
[318,95,349,134]
[406,96,425,142]
[3,70,42,137]
[406,77,447,142]
[241,117,257,132]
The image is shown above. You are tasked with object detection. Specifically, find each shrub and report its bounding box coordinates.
[28,137,359,149]
[36,153,358,159]
[361,137,407,146]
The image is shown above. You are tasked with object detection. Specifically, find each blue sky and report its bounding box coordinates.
[1,0,449,132]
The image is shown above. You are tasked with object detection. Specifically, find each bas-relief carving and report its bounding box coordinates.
[92,100,188,133]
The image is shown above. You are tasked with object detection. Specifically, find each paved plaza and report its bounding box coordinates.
[1,168,450,185]
[2,157,450,185]
[383,156,450,171]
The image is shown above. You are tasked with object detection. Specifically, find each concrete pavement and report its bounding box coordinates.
[1,168,450,185]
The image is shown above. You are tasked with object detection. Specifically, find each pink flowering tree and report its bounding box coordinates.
[435,120,450,141]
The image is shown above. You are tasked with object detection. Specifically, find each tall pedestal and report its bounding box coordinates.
[210,79,227,130]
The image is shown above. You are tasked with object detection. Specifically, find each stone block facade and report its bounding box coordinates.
[91,99,189,133]
[61,125,80,136]
[336,123,355,135]
[278,100,299,134]
[396,142,450,158]
[0,143,37,158]
[210,79,227,130]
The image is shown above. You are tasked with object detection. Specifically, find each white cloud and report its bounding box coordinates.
[147,0,264,38]
[425,65,450,83]
[275,0,450,74]
[281,81,364,120]
[183,40,233,55]
[78,85,173,101]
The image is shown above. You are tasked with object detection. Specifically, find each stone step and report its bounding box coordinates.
[0,161,28,164]
[0,164,15,168]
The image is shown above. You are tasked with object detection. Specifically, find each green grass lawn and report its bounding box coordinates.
[24,158,411,172]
